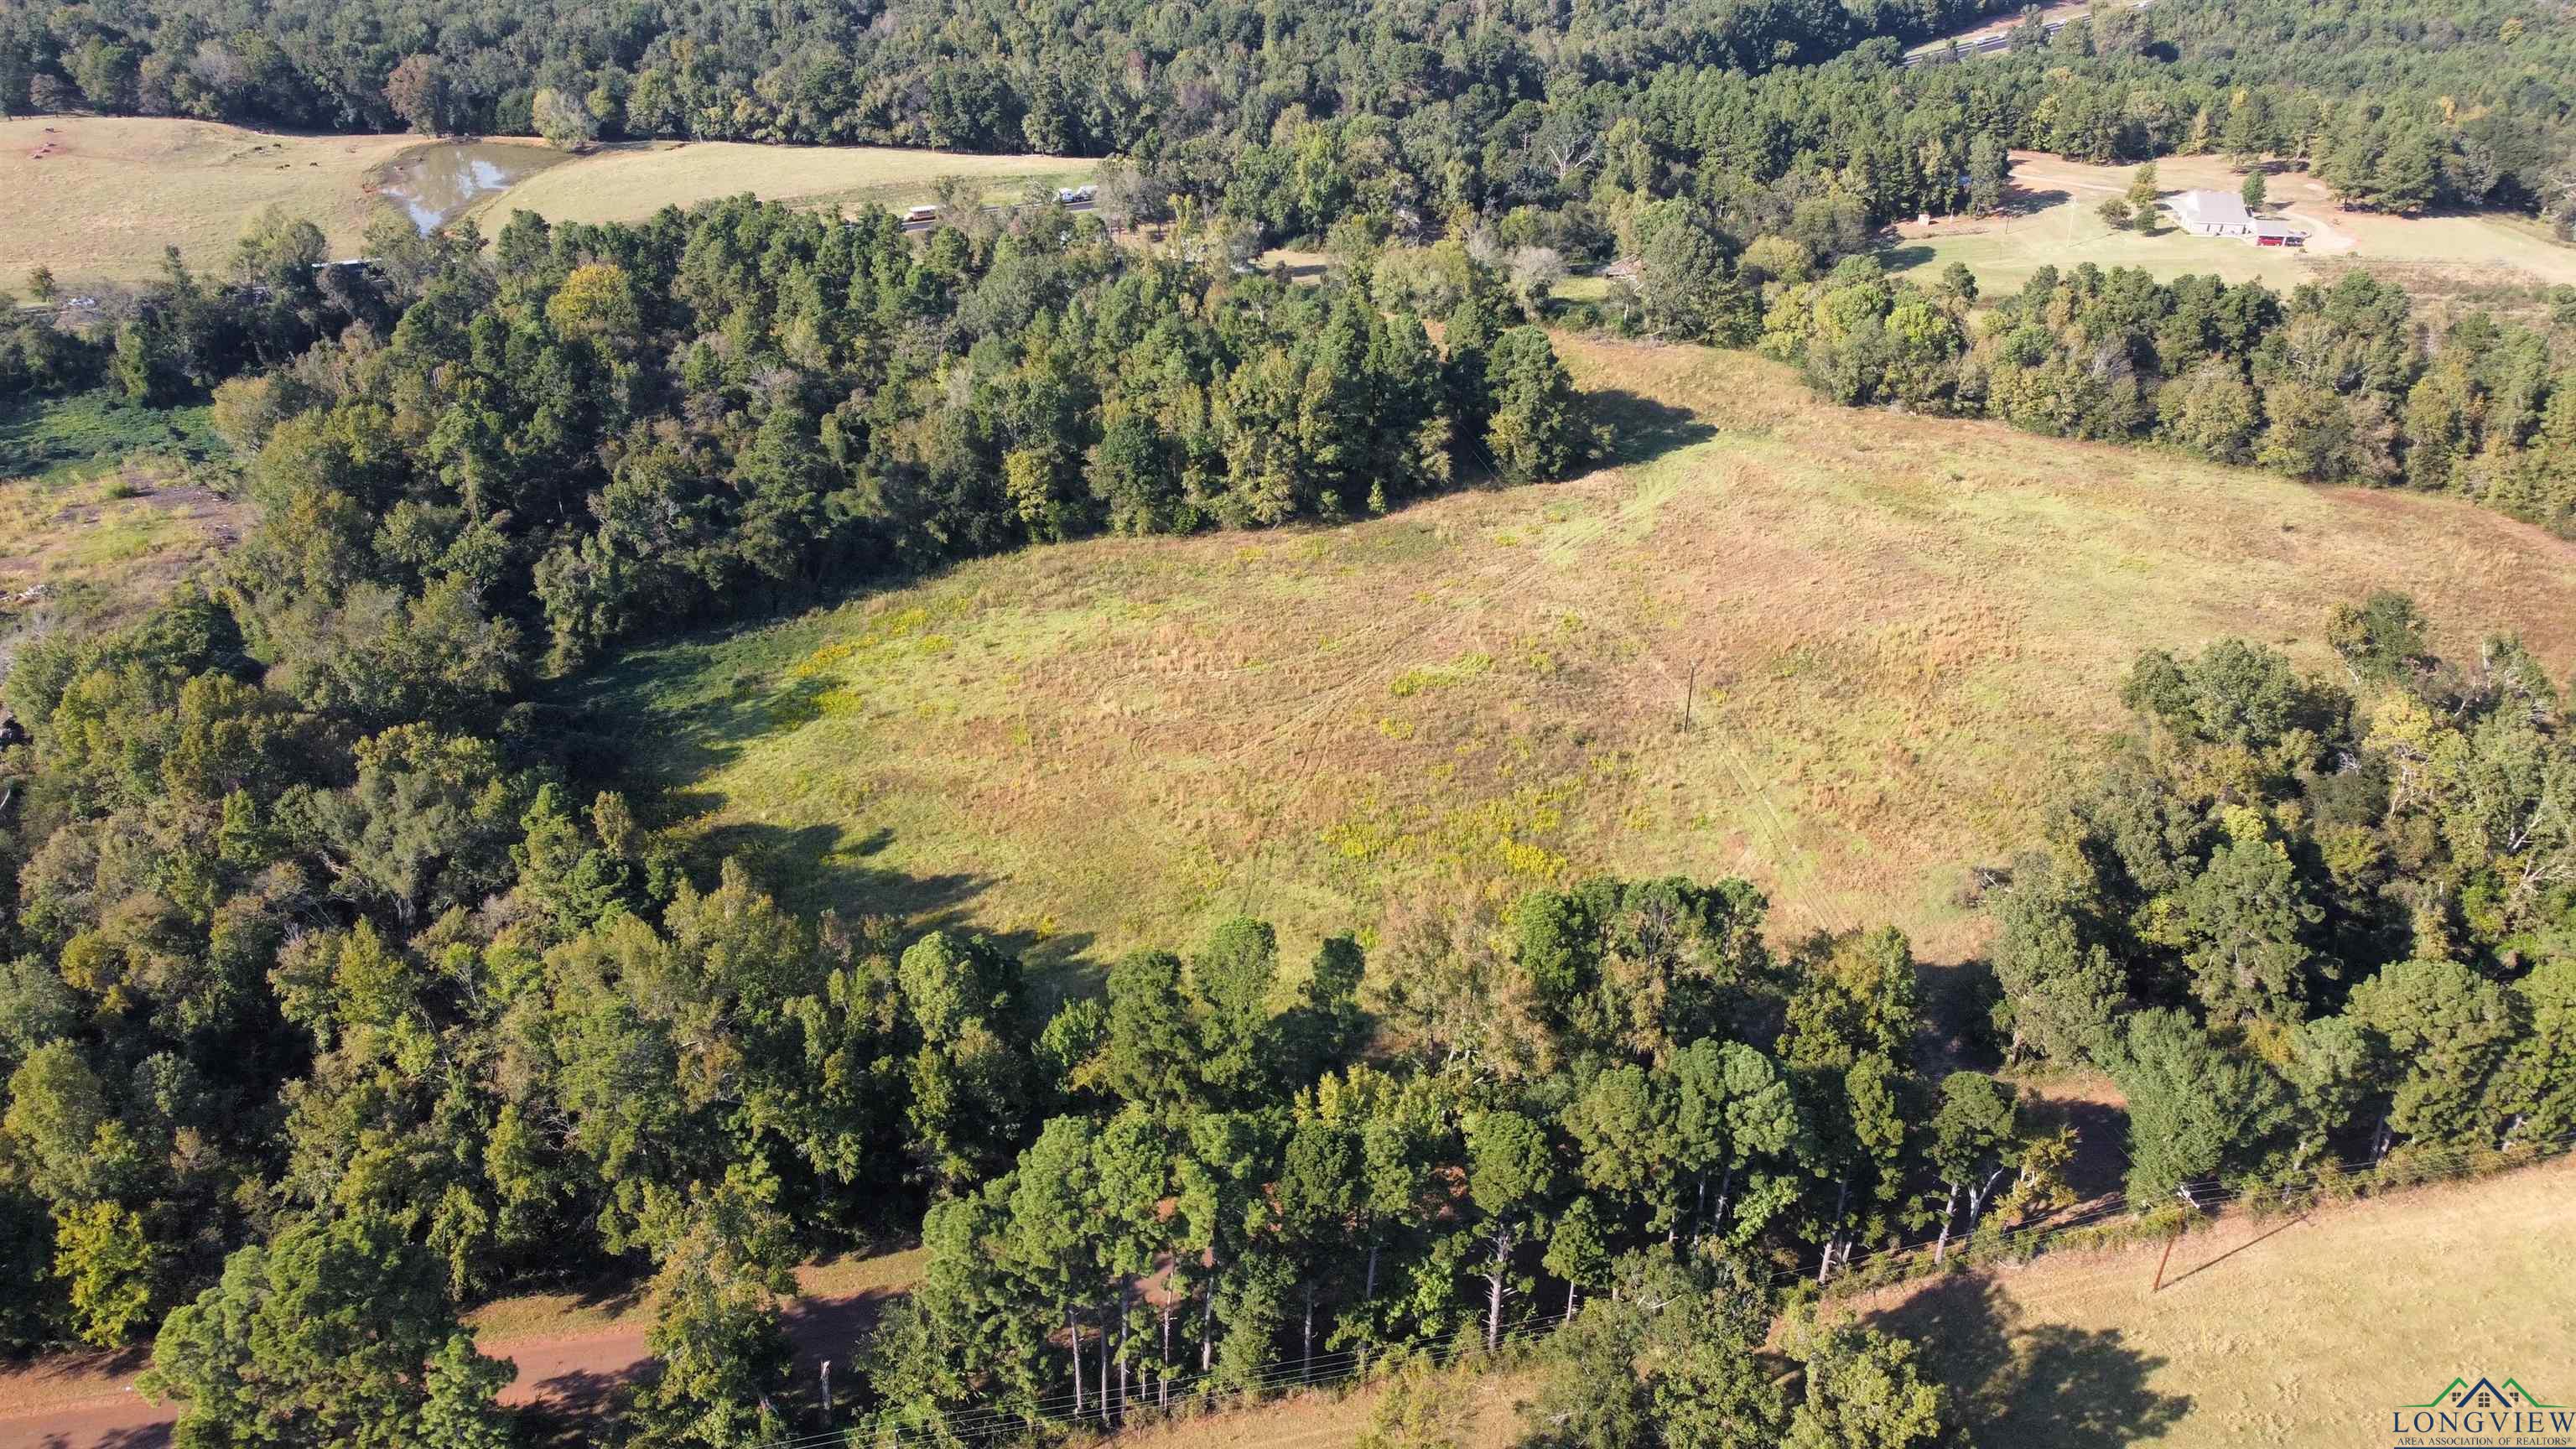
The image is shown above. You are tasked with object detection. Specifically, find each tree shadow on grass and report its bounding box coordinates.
[1872,1276,2191,1449]
[661,818,1099,981]
[517,1367,633,1449]
[564,657,834,787]
[1582,387,1721,466]
[2002,184,2074,218]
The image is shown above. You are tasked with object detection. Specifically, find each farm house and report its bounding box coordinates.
[2168,189,2255,236]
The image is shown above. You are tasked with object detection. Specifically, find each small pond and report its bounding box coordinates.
[377,143,553,232]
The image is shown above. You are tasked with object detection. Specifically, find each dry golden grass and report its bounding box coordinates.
[589,336,2576,974]
[466,139,1093,231]
[0,453,242,639]
[1097,1364,1539,1449]
[0,120,1084,293]
[0,117,423,292]
[1114,1156,2576,1449]
[1862,1154,2576,1448]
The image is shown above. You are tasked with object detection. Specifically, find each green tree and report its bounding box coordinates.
[1483,326,1583,485]
[532,86,599,150]
[1966,135,2008,216]
[1089,949,1202,1109]
[1359,1352,1478,1449]
[112,317,179,405]
[2174,834,2324,1026]
[2126,160,2162,215]
[1193,917,1280,1103]
[2324,590,2431,687]
[1781,1315,1947,1449]
[1518,1300,1652,1449]
[143,1211,515,1446]
[1563,1065,1675,1244]
[1923,1073,2018,1264]
[2346,958,2517,1147]
[1467,1109,1555,1349]
[1633,201,1751,345]
[2110,1009,2295,1202]
[51,1200,161,1347]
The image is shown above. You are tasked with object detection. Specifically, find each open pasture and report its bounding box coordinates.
[460,139,1094,231]
[0,118,1089,293]
[0,117,423,292]
[1867,1154,2576,1448]
[585,335,2576,974]
[1881,150,2576,298]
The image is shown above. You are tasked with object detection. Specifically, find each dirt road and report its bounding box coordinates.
[0,1281,886,1448]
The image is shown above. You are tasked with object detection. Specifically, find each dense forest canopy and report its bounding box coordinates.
[7,0,2575,254]
[0,0,2005,148]
[1757,259,2576,533]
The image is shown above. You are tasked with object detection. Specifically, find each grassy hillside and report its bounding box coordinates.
[584,336,2576,973]
[465,139,1093,231]
[0,118,1085,293]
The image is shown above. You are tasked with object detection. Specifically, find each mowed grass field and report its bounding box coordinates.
[464,139,1093,231]
[1,119,1089,293]
[0,117,419,292]
[1880,151,2576,298]
[583,336,2576,974]
[1865,1154,2576,1448]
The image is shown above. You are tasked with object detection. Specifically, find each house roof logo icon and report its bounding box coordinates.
[2400,1378,2566,1410]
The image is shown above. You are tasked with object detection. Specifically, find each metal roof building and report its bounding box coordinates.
[2168,190,2255,236]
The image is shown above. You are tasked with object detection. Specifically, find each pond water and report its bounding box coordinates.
[377,143,551,231]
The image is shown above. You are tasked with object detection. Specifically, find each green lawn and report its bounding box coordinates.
[1877,210,2319,298]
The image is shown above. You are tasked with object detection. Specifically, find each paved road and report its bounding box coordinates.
[0,1285,884,1448]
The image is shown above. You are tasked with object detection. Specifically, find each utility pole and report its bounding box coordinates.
[821,1360,833,1426]
[2151,1219,2182,1292]
[1684,658,1702,730]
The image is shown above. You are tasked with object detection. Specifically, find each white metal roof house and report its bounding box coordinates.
[2168,190,2255,236]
